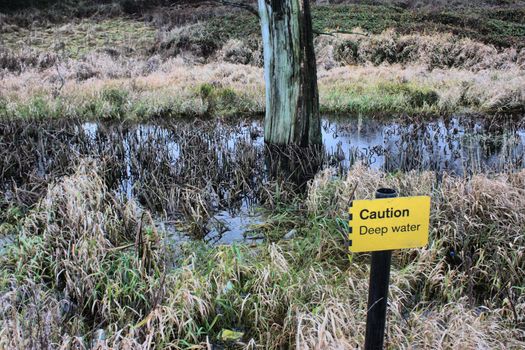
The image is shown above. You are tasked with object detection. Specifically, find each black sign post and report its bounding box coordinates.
[364,188,397,350]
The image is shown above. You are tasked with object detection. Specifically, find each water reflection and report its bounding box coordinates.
[321,116,525,175]
[2,115,524,244]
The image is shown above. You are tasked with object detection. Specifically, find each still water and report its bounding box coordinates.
[2,115,524,244]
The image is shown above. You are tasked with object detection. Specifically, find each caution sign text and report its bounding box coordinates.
[349,196,431,252]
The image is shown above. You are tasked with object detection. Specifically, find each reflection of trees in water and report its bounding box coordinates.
[327,117,525,175]
[265,143,324,193]
[1,117,524,218]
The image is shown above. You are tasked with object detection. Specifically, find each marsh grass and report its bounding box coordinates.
[0,119,310,243]
[0,160,165,348]
[1,58,523,120]
[1,162,524,348]
[0,2,524,345]
[320,80,440,115]
[1,4,524,119]
[2,116,524,236]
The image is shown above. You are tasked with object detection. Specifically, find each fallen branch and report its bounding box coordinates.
[314,29,369,37]
[209,0,259,18]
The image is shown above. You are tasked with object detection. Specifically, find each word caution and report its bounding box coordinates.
[349,196,431,252]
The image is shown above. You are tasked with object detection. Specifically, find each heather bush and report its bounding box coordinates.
[220,39,253,65]
[0,47,57,71]
[155,23,220,59]
[332,30,523,70]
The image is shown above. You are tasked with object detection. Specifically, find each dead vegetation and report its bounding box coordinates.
[2,116,523,227]
[1,1,524,117]
[0,119,318,238]
[316,30,525,71]
[0,2,524,346]
[0,160,165,348]
[1,53,524,119]
[0,158,524,348]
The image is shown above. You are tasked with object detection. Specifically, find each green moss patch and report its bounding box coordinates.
[2,18,156,58]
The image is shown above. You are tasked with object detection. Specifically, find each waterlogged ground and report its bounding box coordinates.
[1,2,524,346]
[82,115,525,176]
[1,115,525,348]
[1,115,524,245]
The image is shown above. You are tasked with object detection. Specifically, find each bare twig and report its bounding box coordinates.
[208,0,259,18]
[313,29,369,37]
[52,62,65,98]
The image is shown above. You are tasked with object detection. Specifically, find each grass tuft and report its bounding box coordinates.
[1,162,524,348]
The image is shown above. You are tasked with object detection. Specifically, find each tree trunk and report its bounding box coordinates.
[258,0,321,146]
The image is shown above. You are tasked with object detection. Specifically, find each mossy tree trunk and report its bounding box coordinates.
[258,0,321,147]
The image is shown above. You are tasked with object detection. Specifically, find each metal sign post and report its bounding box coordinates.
[348,188,431,350]
[365,188,396,350]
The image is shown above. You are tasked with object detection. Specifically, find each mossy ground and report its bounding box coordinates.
[204,4,525,49]
[1,18,156,58]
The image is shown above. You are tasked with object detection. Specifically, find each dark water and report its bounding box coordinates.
[1,115,524,244]
[81,115,525,176]
[322,116,525,174]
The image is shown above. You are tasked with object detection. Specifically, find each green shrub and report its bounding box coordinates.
[335,39,360,64]
[408,89,440,108]
[198,83,214,100]
[102,87,128,105]
[100,87,129,119]
[216,87,237,105]
[15,96,51,119]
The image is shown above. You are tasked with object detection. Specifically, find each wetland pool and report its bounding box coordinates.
[1,115,524,244]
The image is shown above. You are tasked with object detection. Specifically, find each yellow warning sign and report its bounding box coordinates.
[349,196,431,252]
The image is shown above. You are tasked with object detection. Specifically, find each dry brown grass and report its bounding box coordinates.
[1,19,524,118]
[1,161,524,348]
[1,52,524,118]
[309,165,525,304]
[316,29,525,71]
[0,160,165,348]
[318,63,525,114]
